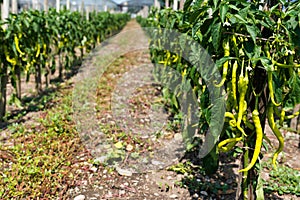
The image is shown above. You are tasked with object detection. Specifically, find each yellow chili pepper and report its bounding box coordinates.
[267,104,284,170]
[236,63,248,137]
[267,71,281,106]
[36,43,41,58]
[239,109,263,172]
[215,38,230,87]
[14,34,25,56]
[232,60,238,109]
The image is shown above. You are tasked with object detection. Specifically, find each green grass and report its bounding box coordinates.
[263,161,300,196]
[0,85,92,199]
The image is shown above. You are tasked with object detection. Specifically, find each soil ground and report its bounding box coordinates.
[0,20,299,200]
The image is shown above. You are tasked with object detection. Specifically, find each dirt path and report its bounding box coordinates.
[68,20,193,199]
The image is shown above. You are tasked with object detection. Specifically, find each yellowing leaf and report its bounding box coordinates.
[114,141,123,149]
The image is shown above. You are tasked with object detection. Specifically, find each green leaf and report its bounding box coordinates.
[183,0,193,11]
[246,25,257,43]
[220,3,229,24]
[215,56,236,69]
[284,74,300,109]
[256,172,265,200]
[260,57,273,71]
[212,22,221,50]
[228,4,239,11]
[234,14,247,24]
[171,94,179,109]
[202,145,219,175]
[213,0,219,9]
[114,141,123,149]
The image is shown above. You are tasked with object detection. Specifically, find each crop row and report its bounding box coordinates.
[138,0,300,198]
[0,9,130,120]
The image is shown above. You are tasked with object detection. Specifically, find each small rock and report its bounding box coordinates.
[200,191,208,196]
[193,193,199,198]
[151,160,164,165]
[74,187,80,193]
[170,194,178,199]
[174,133,182,140]
[94,156,108,163]
[132,180,139,186]
[154,193,159,196]
[119,190,126,195]
[109,120,116,125]
[126,144,134,151]
[116,167,133,176]
[90,166,98,173]
[106,191,113,198]
[74,194,85,200]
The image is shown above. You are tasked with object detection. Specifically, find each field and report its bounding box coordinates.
[1,1,300,199]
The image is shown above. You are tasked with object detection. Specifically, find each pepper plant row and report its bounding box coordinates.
[138,0,300,198]
[0,9,130,121]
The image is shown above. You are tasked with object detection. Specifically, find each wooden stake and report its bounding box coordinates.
[179,0,185,10]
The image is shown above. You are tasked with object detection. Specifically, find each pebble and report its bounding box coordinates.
[151,160,164,165]
[170,194,178,199]
[200,191,208,196]
[193,193,199,198]
[94,156,108,163]
[174,133,182,140]
[74,194,85,200]
[119,190,126,195]
[116,167,133,176]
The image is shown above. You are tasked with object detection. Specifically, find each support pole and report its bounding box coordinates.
[44,0,49,12]
[66,0,70,10]
[12,0,18,13]
[173,0,178,10]
[56,0,60,12]
[1,0,9,28]
[179,0,185,10]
